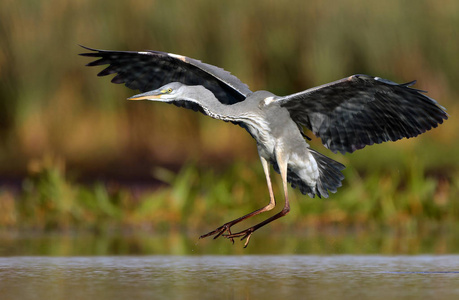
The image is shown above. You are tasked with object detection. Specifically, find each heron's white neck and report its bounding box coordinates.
[180,86,270,142]
[183,86,243,122]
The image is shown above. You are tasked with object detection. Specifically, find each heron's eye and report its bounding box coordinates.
[166,88,173,93]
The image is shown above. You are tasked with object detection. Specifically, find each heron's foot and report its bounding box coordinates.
[224,227,256,248]
[199,223,235,244]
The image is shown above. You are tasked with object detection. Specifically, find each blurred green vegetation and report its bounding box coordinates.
[0,0,458,242]
[2,155,458,232]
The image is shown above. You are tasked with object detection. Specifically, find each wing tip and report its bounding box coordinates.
[78,44,99,55]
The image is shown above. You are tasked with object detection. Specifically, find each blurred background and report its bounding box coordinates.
[0,0,458,255]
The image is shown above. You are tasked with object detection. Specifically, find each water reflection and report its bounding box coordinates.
[0,228,458,256]
[0,256,458,300]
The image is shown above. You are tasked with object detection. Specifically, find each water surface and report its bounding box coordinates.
[1,255,458,300]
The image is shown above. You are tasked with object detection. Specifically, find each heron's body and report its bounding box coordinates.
[81,46,447,247]
[254,97,321,195]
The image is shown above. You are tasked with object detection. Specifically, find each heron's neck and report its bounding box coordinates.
[186,86,242,122]
[185,86,272,143]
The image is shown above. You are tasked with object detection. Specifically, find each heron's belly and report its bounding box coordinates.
[257,135,319,188]
[288,151,319,187]
[256,140,276,161]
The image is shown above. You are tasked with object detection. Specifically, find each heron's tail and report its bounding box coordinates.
[309,149,345,198]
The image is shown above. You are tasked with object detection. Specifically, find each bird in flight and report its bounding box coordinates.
[80,45,447,247]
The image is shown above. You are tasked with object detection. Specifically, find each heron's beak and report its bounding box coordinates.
[127,90,162,100]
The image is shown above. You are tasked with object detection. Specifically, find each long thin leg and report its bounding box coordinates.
[225,152,290,247]
[199,156,277,241]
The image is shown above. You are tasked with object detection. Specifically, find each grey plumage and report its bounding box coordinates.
[80,46,447,247]
[278,74,447,154]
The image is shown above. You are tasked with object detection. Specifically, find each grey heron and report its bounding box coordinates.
[80,46,447,247]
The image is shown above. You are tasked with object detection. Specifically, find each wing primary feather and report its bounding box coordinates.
[80,45,252,105]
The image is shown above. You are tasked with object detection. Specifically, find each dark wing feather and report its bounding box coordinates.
[277,74,448,154]
[79,45,252,105]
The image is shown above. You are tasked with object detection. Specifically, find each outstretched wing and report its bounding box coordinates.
[79,45,252,105]
[277,74,448,154]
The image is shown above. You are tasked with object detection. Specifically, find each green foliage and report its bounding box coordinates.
[1,155,457,234]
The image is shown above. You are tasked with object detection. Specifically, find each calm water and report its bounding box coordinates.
[1,255,458,300]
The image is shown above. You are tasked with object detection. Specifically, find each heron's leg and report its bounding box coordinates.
[225,152,290,248]
[199,156,277,241]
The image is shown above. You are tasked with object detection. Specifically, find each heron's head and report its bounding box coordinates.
[128,82,184,101]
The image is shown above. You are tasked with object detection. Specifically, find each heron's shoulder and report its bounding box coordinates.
[245,90,277,106]
[249,90,277,99]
